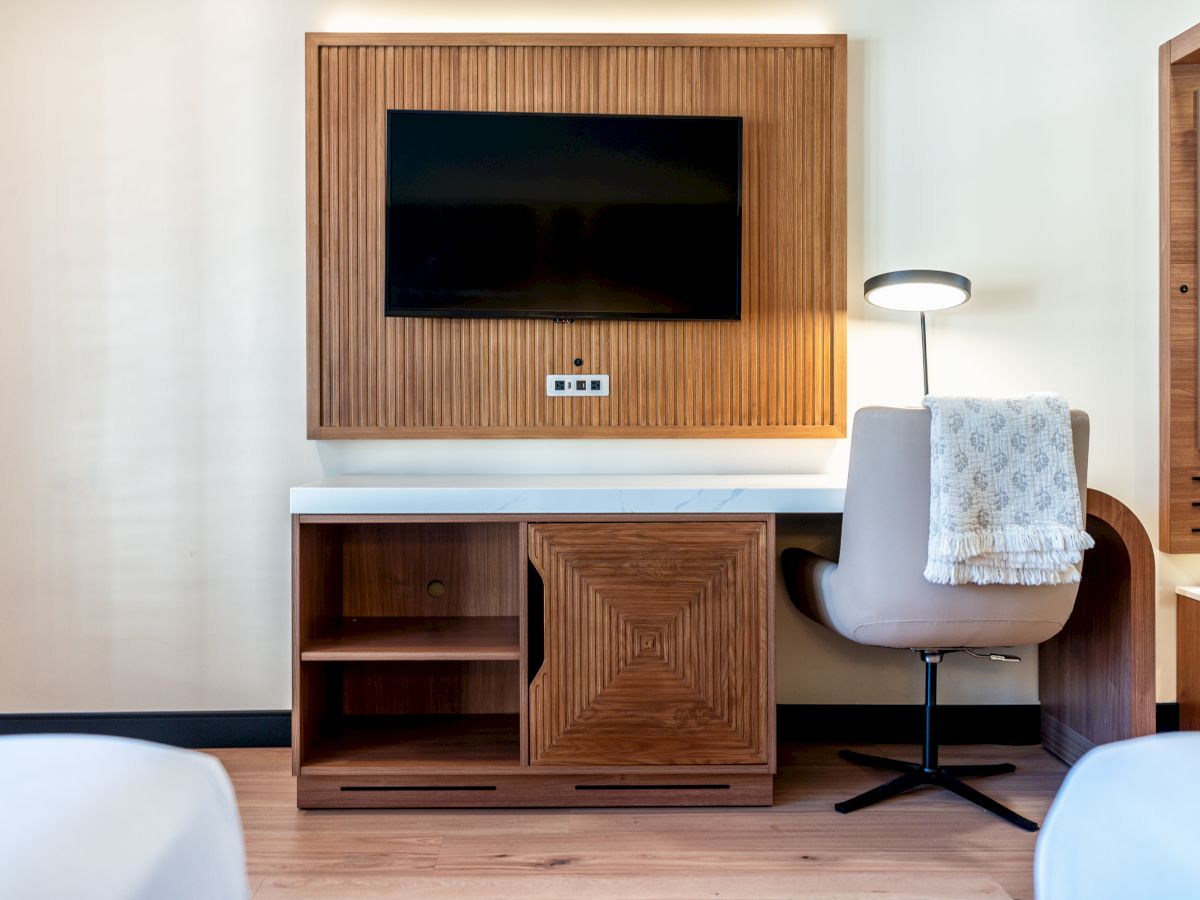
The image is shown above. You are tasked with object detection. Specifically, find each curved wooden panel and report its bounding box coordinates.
[305,33,847,438]
[1039,489,1155,764]
[528,521,770,766]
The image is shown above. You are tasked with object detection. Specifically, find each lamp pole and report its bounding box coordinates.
[920,311,929,396]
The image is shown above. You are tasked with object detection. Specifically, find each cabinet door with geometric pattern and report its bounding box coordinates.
[528,521,771,766]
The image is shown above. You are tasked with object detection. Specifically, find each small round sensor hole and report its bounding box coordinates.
[426,579,446,598]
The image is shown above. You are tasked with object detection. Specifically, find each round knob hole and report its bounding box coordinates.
[426,579,446,598]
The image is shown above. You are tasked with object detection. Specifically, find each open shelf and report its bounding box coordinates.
[301,714,521,772]
[302,616,520,662]
[294,519,528,784]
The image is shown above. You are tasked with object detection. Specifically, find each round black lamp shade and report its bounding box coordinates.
[864,269,972,312]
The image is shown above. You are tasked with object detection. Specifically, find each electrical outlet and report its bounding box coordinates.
[546,374,610,397]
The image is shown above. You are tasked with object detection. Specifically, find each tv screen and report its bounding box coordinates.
[385,110,742,321]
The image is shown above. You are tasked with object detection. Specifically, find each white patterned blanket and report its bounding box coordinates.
[923,394,1094,586]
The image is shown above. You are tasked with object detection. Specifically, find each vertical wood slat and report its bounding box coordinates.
[307,34,846,437]
[325,47,339,427]
[305,39,322,437]
[342,47,355,429]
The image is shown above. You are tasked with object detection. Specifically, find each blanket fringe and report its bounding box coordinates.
[929,524,1095,560]
[924,559,1083,586]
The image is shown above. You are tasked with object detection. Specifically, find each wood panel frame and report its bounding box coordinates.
[304,33,847,439]
[1159,23,1200,550]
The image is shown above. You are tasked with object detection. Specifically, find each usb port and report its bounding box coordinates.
[575,380,586,390]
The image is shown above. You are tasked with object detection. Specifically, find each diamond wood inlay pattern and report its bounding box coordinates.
[527,521,770,766]
[305,33,847,438]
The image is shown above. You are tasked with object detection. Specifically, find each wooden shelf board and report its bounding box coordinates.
[301,714,522,772]
[301,617,520,662]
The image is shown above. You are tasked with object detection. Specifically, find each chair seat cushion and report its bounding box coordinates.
[781,547,1073,649]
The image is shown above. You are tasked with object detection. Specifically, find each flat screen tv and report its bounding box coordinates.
[385,110,742,321]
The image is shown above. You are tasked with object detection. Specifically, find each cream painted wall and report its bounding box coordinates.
[1,0,1196,712]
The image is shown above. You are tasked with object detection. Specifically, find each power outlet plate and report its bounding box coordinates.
[545,374,610,397]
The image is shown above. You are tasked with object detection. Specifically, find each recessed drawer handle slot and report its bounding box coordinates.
[574,783,730,791]
[340,785,498,792]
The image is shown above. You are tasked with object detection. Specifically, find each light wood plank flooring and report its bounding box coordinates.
[210,742,1068,900]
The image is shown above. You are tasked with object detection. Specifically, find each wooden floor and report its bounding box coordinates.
[212,742,1068,900]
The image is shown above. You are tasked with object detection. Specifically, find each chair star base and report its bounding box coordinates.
[834,748,1037,831]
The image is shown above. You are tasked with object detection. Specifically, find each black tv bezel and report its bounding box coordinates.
[383,108,744,323]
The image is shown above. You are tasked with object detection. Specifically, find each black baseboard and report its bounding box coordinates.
[0,711,290,748]
[778,704,1043,745]
[780,702,1185,745]
[0,702,1182,750]
[1158,702,1180,733]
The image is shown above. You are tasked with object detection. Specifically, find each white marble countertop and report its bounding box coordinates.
[290,474,846,515]
[1177,586,1200,602]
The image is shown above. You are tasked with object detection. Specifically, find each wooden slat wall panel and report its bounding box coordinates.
[306,34,846,438]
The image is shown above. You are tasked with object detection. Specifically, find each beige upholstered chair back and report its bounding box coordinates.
[825,406,1090,649]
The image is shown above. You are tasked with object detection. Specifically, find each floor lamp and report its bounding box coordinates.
[864,270,971,396]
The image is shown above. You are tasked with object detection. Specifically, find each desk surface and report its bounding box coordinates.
[290,474,846,515]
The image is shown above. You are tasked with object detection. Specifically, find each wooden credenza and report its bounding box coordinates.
[290,476,1153,809]
[292,510,776,809]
